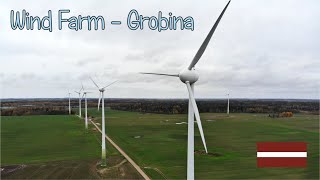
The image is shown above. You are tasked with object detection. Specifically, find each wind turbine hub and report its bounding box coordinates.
[179,69,199,84]
[99,89,105,92]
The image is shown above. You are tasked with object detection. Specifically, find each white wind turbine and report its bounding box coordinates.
[74,86,84,117]
[68,91,71,115]
[90,77,117,166]
[141,1,231,179]
[227,93,230,115]
[82,89,92,130]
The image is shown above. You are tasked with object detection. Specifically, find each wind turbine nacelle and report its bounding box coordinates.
[179,69,199,84]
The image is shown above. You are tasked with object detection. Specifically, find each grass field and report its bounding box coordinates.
[1,115,105,165]
[1,109,319,179]
[86,108,319,179]
[1,115,142,179]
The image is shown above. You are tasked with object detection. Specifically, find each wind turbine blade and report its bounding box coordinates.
[98,92,101,111]
[188,0,231,70]
[102,80,118,89]
[81,84,84,91]
[79,85,83,92]
[82,93,85,99]
[90,77,100,89]
[186,82,208,153]
[74,91,79,94]
[140,72,179,77]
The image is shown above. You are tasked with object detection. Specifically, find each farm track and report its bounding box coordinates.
[90,119,151,180]
[144,166,168,179]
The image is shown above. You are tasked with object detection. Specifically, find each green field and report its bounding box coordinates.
[86,108,319,179]
[1,109,319,179]
[1,115,141,179]
[2,115,104,165]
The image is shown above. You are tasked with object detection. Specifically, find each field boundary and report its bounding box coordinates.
[89,119,151,180]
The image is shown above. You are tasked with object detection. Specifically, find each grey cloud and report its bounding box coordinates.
[0,0,319,99]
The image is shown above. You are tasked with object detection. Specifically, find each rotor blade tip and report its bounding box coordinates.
[187,0,231,70]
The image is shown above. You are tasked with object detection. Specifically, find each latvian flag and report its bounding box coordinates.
[257,142,307,167]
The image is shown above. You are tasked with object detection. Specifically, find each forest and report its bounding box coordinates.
[108,99,318,114]
[1,98,318,116]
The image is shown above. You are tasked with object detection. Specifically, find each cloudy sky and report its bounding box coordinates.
[0,0,319,99]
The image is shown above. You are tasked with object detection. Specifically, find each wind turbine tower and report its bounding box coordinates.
[227,93,230,115]
[90,77,117,166]
[68,91,71,115]
[141,1,231,179]
[74,86,83,117]
[82,90,91,130]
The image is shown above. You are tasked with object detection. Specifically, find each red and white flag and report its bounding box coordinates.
[257,142,307,167]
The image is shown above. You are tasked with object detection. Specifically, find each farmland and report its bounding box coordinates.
[1,115,142,179]
[87,108,319,179]
[1,104,319,179]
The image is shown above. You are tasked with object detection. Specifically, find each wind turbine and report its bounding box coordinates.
[227,93,230,115]
[90,77,117,166]
[141,1,231,179]
[82,89,91,130]
[74,86,84,117]
[68,91,71,115]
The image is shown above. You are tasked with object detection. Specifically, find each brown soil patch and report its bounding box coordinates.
[1,158,142,179]
[194,150,223,157]
[95,156,143,179]
[1,165,27,176]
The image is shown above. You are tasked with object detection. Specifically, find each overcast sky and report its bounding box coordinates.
[0,0,319,99]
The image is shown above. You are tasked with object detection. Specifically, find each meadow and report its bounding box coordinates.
[1,109,319,179]
[87,108,319,179]
[1,115,141,179]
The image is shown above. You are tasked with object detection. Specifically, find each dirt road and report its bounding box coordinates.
[90,119,151,180]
